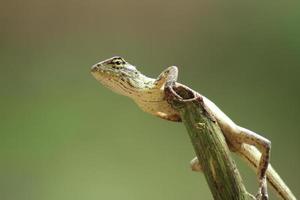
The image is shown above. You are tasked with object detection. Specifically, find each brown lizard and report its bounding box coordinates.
[91,56,296,200]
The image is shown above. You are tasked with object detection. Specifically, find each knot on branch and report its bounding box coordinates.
[164,84,216,123]
[164,84,201,106]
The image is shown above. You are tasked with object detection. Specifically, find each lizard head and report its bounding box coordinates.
[91,56,143,96]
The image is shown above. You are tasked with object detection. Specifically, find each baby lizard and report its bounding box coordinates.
[91,56,296,200]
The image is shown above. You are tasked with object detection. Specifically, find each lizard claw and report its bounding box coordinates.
[255,192,268,200]
[256,178,268,200]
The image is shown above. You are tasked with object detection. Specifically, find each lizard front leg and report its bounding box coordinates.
[155,66,183,122]
[155,66,179,89]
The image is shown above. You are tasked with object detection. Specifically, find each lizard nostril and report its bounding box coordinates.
[91,65,99,72]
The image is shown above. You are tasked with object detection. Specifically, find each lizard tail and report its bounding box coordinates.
[237,144,296,200]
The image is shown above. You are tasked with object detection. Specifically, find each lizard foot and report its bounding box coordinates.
[255,192,268,200]
[255,178,268,200]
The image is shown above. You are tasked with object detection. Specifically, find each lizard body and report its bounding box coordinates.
[91,56,296,200]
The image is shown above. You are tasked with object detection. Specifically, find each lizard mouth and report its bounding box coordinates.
[91,64,114,74]
[91,64,120,85]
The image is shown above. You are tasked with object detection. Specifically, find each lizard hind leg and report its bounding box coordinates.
[236,126,271,200]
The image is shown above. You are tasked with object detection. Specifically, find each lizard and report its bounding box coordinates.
[91,56,296,200]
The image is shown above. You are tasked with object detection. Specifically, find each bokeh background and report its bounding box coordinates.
[1,0,299,199]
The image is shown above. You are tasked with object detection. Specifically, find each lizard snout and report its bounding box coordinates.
[91,64,99,73]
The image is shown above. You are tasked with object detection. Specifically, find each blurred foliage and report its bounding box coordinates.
[0,0,299,199]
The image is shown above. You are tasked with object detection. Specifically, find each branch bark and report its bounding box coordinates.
[164,84,250,200]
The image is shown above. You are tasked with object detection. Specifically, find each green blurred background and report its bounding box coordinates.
[0,0,299,199]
